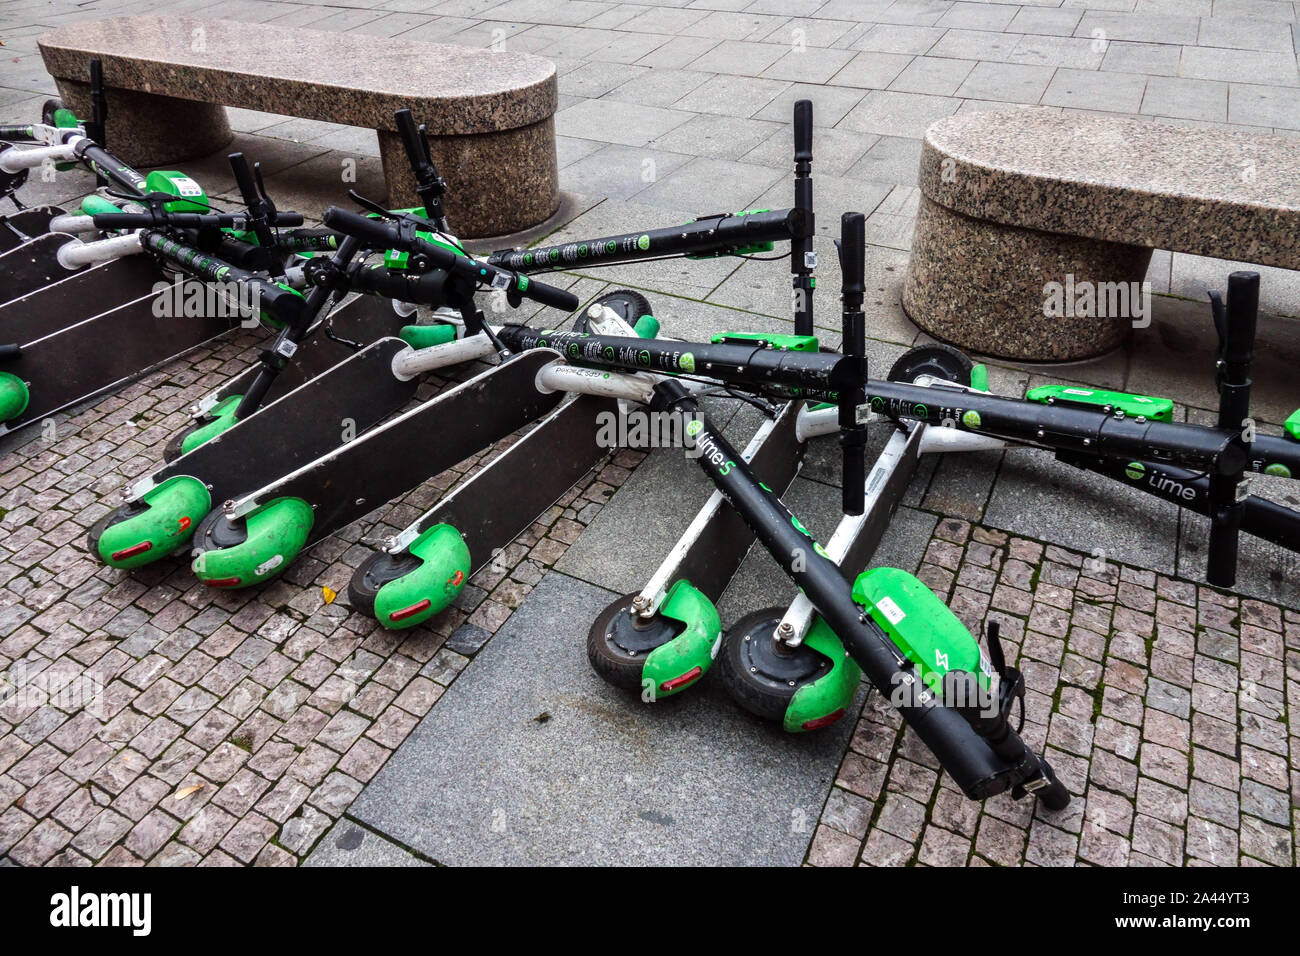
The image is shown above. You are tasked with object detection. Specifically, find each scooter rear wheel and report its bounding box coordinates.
[348,549,423,616]
[572,289,654,333]
[718,608,832,722]
[887,344,974,387]
[586,592,684,691]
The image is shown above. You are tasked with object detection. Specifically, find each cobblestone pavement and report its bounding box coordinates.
[1,0,1298,866]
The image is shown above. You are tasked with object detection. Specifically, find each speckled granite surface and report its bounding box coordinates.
[907,108,1299,360]
[905,196,1151,362]
[38,16,560,235]
[38,17,557,135]
[919,108,1300,271]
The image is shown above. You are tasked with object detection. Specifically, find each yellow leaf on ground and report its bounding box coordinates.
[174,784,204,801]
[322,586,337,604]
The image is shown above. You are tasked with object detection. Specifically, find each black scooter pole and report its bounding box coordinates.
[1205,271,1259,587]
[791,99,815,337]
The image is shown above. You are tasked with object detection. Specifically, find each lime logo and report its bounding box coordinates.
[549,249,559,262]
[578,243,588,258]
[638,349,650,366]
[568,343,580,358]
[962,410,981,429]
[637,234,650,251]
[1264,463,1291,478]
[538,339,548,348]
[603,346,615,361]
[679,352,695,372]
[1124,461,1145,481]
[913,403,928,418]
[685,419,703,437]
[524,253,533,265]
[870,396,884,411]
[605,241,616,254]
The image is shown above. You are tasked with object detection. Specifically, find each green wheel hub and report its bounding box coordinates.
[191,497,313,588]
[371,523,471,629]
[93,475,212,569]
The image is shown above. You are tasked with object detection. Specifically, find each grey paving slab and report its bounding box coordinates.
[983,446,1182,570]
[304,819,431,867]
[349,572,862,865]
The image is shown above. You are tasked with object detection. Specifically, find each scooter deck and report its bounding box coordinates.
[0,254,161,343]
[0,288,236,432]
[643,400,806,606]
[396,392,617,569]
[233,349,565,548]
[201,295,410,409]
[0,206,63,253]
[135,337,420,503]
[0,232,82,304]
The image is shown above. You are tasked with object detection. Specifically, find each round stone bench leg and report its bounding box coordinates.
[903,196,1154,362]
[53,79,233,167]
[379,116,559,240]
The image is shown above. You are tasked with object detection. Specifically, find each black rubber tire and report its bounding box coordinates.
[585,592,684,692]
[86,505,134,557]
[41,98,65,126]
[718,608,829,723]
[572,289,653,333]
[163,419,210,463]
[887,343,974,386]
[1036,777,1071,811]
[347,549,422,615]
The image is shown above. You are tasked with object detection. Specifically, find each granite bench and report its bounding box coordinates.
[37,16,559,238]
[904,109,1300,361]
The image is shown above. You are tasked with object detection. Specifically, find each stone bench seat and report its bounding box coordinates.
[904,109,1300,361]
[38,16,559,237]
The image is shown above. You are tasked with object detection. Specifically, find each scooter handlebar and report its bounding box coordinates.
[322,205,579,313]
[91,210,305,230]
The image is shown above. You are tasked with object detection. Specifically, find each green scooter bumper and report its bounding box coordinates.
[192,497,314,588]
[179,395,242,456]
[782,617,861,733]
[373,523,472,629]
[94,475,212,569]
[0,372,30,423]
[641,579,722,698]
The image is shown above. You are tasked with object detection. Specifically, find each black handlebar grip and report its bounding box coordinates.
[322,206,402,251]
[793,99,813,162]
[0,343,21,361]
[271,211,304,227]
[394,109,426,163]
[517,275,579,313]
[228,152,259,206]
[840,211,865,294]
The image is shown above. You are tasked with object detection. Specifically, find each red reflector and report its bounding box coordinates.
[203,576,242,588]
[389,599,432,622]
[801,708,846,731]
[110,541,153,561]
[659,666,703,692]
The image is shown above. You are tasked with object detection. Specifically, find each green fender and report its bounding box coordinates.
[0,372,30,423]
[783,617,862,733]
[1284,408,1299,442]
[632,314,659,339]
[192,497,313,588]
[97,475,212,569]
[373,523,471,630]
[399,324,457,349]
[641,579,722,699]
[852,567,992,695]
[180,395,241,455]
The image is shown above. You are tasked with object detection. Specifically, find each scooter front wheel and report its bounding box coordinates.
[586,593,682,692]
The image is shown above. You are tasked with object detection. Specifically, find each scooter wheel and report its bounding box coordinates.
[572,289,654,334]
[586,592,684,691]
[718,608,833,722]
[41,99,64,126]
[163,423,201,463]
[348,550,421,616]
[887,344,974,386]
